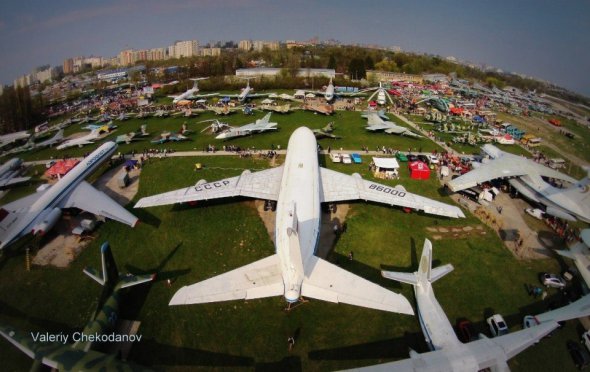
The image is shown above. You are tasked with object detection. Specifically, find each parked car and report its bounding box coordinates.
[407,154,418,162]
[396,152,408,162]
[540,273,567,289]
[567,340,590,369]
[428,154,440,165]
[351,153,362,164]
[487,314,509,337]
[525,208,544,220]
[457,320,477,343]
[417,155,429,163]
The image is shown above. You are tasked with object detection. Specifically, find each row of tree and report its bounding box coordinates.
[0,86,45,134]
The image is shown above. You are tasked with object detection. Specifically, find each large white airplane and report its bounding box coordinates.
[447,144,590,222]
[225,78,271,103]
[365,112,422,138]
[135,127,463,314]
[215,112,278,140]
[556,229,590,288]
[359,239,562,372]
[0,142,138,251]
[169,77,218,104]
[0,158,30,188]
[303,78,365,103]
[56,129,102,150]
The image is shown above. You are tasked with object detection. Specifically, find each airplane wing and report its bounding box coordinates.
[447,157,526,191]
[301,256,414,314]
[347,322,559,372]
[0,176,30,188]
[60,181,138,227]
[247,93,271,99]
[319,168,464,218]
[169,254,284,305]
[135,166,284,208]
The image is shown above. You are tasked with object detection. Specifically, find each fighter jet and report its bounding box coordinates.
[115,125,150,144]
[56,129,103,150]
[0,158,30,188]
[447,144,590,222]
[0,242,153,370]
[0,142,139,250]
[365,112,422,138]
[5,129,64,154]
[215,112,278,140]
[0,130,31,151]
[135,127,463,314]
[313,122,341,139]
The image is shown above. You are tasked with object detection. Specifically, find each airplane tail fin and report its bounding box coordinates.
[382,239,453,287]
[83,241,155,290]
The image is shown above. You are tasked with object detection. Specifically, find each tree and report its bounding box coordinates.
[348,58,366,80]
[365,55,374,70]
[327,54,336,69]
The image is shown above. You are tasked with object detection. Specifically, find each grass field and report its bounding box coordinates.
[0,150,580,371]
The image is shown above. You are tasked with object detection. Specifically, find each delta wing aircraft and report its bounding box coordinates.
[6,129,65,154]
[0,142,138,250]
[0,242,153,370]
[135,127,463,314]
[313,122,341,139]
[0,158,30,188]
[0,130,31,151]
[365,112,422,138]
[215,112,278,140]
[447,144,590,222]
[303,78,365,103]
[225,78,272,103]
[363,239,562,372]
[169,77,218,104]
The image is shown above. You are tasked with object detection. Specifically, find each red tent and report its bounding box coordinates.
[369,101,377,107]
[450,107,464,115]
[408,161,431,180]
[45,159,80,178]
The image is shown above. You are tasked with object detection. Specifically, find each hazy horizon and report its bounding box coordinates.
[1,0,588,96]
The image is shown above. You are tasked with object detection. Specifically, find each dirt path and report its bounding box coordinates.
[33,166,140,267]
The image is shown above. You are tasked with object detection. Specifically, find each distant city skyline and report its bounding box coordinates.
[0,0,588,96]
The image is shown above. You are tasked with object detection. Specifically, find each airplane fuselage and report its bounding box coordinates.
[324,83,335,102]
[275,127,320,302]
[238,86,252,102]
[173,88,198,104]
[415,283,462,351]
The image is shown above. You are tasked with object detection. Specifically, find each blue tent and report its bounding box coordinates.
[221,96,231,103]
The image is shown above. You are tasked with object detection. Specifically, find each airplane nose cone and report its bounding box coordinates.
[285,290,300,303]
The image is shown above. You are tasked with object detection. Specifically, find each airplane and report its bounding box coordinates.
[153,109,170,118]
[361,109,390,121]
[0,158,30,188]
[0,142,139,251]
[302,78,365,103]
[261,103,291,114]
[82,121,117,133]
[313,122,341,139]
[447,144,590,222]
[115,125,150,144]
[215,112,278,140]
[0,241,153,370]
[210,105,239,116]
[150,127,190,144]
[0,130,31,150]
[5,129,64,154]
[556,229,590,288]
[225,78,272,103]
[168,77,218,104]
[359,239,567,371]
[198,119,231,134]
[365,112,422,138]
[134,127,464,314]
[302,102,334,116]
[56,129,102,150]
[365,82,395,105]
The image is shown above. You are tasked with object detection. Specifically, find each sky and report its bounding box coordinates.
[0,0,588,96]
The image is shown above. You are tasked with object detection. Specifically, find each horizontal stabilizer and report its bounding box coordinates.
[302,256,413,315]
[381,271,417,286]
[169,254,283,305]
[430,264,454,283]
[119,273,156,289]
[555,249,575,260]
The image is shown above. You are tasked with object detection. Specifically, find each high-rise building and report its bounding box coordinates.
[169,40,199,59]
[35,66,53,83]
[200,47,221,57]
[252,40,280,51]
[63,58,74,74]
[118,49,136,66]
[148,48,166,61]
[14,74,32,88]
[238,40,252,51]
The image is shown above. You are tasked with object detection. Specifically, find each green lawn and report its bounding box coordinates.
[0,152,576,371]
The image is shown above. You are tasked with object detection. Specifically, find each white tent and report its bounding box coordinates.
[294,90,306,99]
[261,98,274,104]
[373,157,400,170]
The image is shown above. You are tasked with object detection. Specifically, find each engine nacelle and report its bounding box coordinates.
[31,208,62,236]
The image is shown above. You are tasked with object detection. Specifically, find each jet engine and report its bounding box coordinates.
[31,208,62,235]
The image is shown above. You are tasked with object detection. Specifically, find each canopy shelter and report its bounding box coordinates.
[372,157,400,179]
[261,98,274,104]
[45,159,80,179]
[409,161,431,180]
